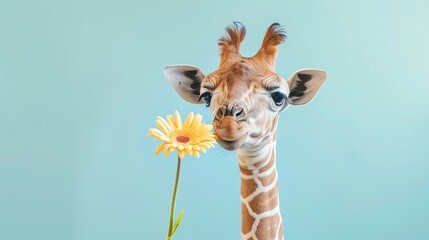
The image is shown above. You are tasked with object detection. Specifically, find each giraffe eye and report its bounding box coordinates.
[199,92,213,107]
[271,92,286,106]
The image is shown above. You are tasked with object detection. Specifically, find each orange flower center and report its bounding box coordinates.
[176,135,190,143]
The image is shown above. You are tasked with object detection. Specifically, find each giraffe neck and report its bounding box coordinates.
[237,141,283,240]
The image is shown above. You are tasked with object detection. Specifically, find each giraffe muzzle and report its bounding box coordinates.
[213,102,249,150]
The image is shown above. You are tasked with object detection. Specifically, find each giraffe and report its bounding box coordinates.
[163,22,326,240]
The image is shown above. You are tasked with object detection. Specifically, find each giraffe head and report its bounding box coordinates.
[164,22,326,152]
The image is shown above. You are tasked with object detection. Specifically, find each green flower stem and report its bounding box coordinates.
[167,155,182,240]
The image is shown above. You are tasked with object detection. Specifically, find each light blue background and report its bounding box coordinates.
[1,0,428,239]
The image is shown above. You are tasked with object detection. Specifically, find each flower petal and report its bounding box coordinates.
[196,124,213,133]
[190,114,202,129]
[198,142,212,149]
[154,143,165,155]
[166,114,176,129]
[178,150,185,159]
[185,145,193,155]
[149,128,169,141]
[192,145,201,151]
[183,112,194,129]
[164,147,172,158]
[174,111,182,129]
[156,117,170,134]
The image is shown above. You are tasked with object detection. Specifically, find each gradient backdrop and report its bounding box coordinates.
[1,0,428,239]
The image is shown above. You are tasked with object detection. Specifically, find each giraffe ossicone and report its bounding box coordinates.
[163,22,327,240]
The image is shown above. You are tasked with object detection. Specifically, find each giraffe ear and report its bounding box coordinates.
[163,65,206,104]
[286,69,327,105]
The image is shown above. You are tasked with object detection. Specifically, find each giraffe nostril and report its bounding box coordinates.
[232,104,246,119]
[216,107,224,118]
[235,109,243,117]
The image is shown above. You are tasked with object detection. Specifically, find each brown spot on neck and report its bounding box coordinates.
[241,203,255,234]
[255,213,281,239]
[248,179,278,214]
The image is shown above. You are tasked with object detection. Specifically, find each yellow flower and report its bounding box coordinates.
[148,111,216,159]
